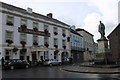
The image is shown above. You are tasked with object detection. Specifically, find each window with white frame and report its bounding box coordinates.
[54,27,58,34]
[44,24,48,29]
[44,24,49,33]
[6,16,14,26]
[5,49,12,60]
[33,22,38,28]
[62,29,66,34]
[20,33,27,42]
[21,19,27,27]
[5,31,13,41]
[33,35,38,43]
[44,37,49,43]
[62,39,66,46]
[44,37,49,47]
[54,38,58,45]
[72,35,75,46]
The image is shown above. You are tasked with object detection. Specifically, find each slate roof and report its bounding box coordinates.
[70,29,83,37]
[76,28,94,36]
[107,23,120,38]
[0,2,70,27]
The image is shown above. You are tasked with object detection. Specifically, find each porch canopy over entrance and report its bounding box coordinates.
[30,45,48,51]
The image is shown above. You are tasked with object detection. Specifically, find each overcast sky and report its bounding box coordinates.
[2,0,119,42]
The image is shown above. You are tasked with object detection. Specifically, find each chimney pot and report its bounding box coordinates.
[27,8,32,13]
[47,13,52,18]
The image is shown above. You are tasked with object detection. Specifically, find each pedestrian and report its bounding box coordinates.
[1,57,5,69]
[27,59,31,66]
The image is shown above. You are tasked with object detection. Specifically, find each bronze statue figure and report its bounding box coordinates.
[98,21,106,39]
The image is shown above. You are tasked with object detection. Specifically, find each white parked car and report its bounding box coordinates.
[43,59,61,66]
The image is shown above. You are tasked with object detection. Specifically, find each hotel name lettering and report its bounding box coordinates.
[18,27,50,37]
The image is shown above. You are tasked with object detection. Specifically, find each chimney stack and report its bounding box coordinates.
[47,13,53,18]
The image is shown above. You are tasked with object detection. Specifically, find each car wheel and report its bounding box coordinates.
[25,65,29,68]
[10,66,14,70]
[49,63,52,66]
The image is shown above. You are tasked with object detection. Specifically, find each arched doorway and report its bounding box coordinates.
[61,52,69,63]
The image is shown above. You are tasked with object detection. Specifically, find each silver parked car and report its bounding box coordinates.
[43,59,61,66]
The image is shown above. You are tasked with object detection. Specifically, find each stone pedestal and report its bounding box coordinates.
[97,39,108,53]
[96,38,108,59]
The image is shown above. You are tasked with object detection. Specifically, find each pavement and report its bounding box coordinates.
[61,62,120,74]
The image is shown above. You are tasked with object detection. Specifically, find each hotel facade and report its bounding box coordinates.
[0,2,71,63]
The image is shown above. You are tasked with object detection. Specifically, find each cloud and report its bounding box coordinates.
[83,12,102,41]
[83,0,119,42]
[2,0,119,42]
[91,0,118,24]
[2,0,89,3]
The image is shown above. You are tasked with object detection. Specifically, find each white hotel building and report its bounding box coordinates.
[0,2,71,63]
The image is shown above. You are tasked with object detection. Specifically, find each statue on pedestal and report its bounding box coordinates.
[97,21,109,64]
[98,21,106,39]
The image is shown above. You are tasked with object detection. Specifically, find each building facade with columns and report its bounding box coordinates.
[0,2,71,63]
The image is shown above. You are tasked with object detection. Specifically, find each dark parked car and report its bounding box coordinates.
[4,59,29,70]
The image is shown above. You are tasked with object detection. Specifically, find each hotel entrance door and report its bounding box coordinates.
[32,53,37,61]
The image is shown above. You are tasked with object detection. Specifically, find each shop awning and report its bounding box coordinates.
[30,45,48,51]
